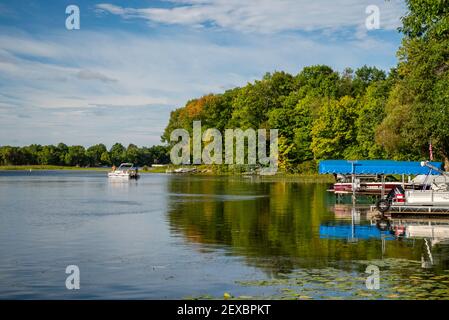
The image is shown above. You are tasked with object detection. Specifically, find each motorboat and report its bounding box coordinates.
[108,163,139,179]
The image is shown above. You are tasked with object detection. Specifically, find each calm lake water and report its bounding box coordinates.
[1,171,449,299]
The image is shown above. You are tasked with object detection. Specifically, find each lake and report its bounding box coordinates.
[1,171,449,299]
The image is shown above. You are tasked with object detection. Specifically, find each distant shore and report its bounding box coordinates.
[0,165,110,171]
[0,165,335,182]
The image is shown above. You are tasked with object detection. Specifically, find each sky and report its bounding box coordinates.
[0,0,407,148]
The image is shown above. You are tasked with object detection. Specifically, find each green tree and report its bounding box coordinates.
[109,143,126,165]
[352,65,386,96]
[21,144,42,165]
[311,96,359,159]
[202,89,238,132]
[295,65,340,99]
[56,143,68,165]
[86,144,107,167]
[354,82,389,159]
[150,145,170,164]
[126,144,140,165]
[64,146,87,166]
[100,151,111,166]
[0,146,25,165]
[378,0,449,167]
[230,71,294,129]
[37,145,58,165]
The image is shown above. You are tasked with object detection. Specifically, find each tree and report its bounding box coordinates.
[230,71,294,129]
[21,144,42,165]
[162,108,191,143]
[295,65,340,99]
[64,146,87,166]
[56,143,68,165]
[109,143,126,165]
[354,82,389,159]
[202,89,238,132]
[352,65,386,96]
[126,144,140,165]
[0,146,25,165]
[86,144,107,167]
[100,151,111,166]
[378,0,449,167]
[268,93,318,169]
[38,145,58,165]
[150,145,170,164]
[311,96,359,159]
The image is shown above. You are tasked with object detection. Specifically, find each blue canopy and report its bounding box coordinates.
[319,160,443,175]
[320,224,392,240]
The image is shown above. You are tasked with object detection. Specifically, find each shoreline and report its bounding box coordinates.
[0,165,335,182]
[0,165,110,171]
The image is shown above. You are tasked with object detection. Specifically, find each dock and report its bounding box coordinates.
[370,205,449,215]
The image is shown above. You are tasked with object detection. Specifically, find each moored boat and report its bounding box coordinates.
[376,162,449,212]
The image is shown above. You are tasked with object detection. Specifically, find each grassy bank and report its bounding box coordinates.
[0,165,110,171]
[160,164,335,182]
[252,173,335,183]
[0,165,335,182]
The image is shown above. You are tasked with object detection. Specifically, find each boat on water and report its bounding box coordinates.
[332,174,449,195]
[108,163,139,179]
[320,160,443,196]
[376,161,449,212]
[332,174,424,195]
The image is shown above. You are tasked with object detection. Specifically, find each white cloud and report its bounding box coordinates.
[0,6,401,146]
[96,0,406,34]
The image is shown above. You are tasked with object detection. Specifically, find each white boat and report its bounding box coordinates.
[108,163,139,179]
[395,162,449,206]
[376,161,449,211]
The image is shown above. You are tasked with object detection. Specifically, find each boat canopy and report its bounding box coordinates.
[319,225,392,240]
[319,160,443,175]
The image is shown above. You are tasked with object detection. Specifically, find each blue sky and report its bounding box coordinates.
[0,0,407,147]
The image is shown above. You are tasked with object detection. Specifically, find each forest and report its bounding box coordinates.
[0,143,170,167]
[162,0,449,172]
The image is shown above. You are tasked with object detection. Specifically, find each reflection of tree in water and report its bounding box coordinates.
[165,176,424,274]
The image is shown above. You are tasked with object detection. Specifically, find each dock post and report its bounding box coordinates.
[381,174,385,198]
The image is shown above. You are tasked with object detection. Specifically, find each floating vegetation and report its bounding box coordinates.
[228,259,449,300]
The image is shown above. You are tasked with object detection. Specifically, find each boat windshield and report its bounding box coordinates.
[118,163,134,170]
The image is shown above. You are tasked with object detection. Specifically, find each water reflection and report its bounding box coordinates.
[1,171,449,299]
[375,217,449,270]
[165,177,449,298]
[166,177,446,272]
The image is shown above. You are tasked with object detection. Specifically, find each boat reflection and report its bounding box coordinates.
[166,177,445,274]
[374,217,449,268]
[107,177,139,191]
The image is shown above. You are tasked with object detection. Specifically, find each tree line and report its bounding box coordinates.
[0,143,170,167]
[162,0,449,172]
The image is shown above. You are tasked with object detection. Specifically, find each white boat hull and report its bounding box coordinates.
[108,172,132,178]
[403,190,449,206]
